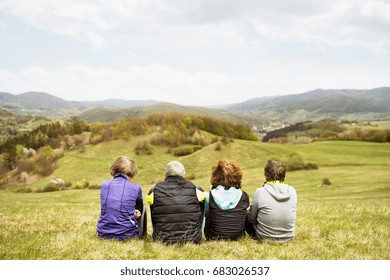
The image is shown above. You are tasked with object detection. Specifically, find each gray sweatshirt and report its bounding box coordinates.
[247,182,297,242]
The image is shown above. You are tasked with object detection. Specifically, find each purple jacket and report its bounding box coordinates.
[97,173,143,240]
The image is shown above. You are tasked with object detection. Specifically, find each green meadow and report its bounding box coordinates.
[0,138,389,259]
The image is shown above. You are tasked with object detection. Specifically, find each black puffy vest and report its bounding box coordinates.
[150,176,204,244]
[204,190,249,240]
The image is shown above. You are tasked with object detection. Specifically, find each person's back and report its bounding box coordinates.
[147,161,205,244]
[97,156,143,240]
[248,181,296,241]
[246,160,297,242]
[205,186,249,240]
[204,160,249,241]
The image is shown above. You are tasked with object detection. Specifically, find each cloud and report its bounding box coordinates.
[0,64,236,105]
[0,0,111,48]
[1,61,388,106]
[0,0,389,104]
[1,0,389,54]
[249,0,390,55]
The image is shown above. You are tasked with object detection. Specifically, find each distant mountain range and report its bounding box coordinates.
[225,87,390,123]
[0,91,158,117]
[1,87,389,131]
[77,102,274,133]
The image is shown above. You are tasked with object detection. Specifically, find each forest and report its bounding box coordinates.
[262,119,390,143]
[0,113,256,186]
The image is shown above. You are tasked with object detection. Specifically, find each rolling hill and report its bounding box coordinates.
[0,91,85,117]
[1,136,389,259]
[0,91,158,118]
[77,102,275,133]
[2,87,390,130]
[225,87,390,123]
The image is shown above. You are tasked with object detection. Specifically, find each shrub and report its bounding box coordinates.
[304,163,319,170]
[134,140,153,155]
[286,153,306,171]
[322,178,331,187]
[75,179,90,189]
[193,145,203,152]
[36,183,60,192]
[214,142,222,151]
[285,153,319,171]
[289,136,312,144]
[269,137,289,144]
[33,146,60,176]
[210,136,219,144]
[19,171,29,184]
[14,187,33,193]
[16,158,34,174]
[90,134,103,145]
[88,184,101,190]
[221,136,231,145]
[150,132,164,145]
[174,146,194,156]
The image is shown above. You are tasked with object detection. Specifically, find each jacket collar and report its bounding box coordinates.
[114,173,128,180]
[165,175,185,182]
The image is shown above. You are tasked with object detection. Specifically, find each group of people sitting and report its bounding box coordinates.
[96,156,297,244]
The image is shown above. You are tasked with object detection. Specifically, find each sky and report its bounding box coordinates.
[0,0,389,106]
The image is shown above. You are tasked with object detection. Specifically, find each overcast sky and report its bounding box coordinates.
[0,0,389,106]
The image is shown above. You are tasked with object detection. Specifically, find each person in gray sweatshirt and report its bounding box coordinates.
[246,160,297,242]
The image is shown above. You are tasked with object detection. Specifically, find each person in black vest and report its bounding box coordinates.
[204,159,249,241]
[146,160,206,244]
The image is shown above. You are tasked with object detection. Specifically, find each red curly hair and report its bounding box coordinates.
[210,159,243,189]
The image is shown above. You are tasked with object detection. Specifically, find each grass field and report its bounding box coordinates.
[0,138,389,259]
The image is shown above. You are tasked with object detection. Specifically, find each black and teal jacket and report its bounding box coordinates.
[204,186,249,240]
[147,176,206,244]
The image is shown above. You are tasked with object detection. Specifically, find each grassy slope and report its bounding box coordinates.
[0,138,389,259]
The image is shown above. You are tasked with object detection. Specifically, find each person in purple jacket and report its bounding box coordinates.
[97,156,144,240]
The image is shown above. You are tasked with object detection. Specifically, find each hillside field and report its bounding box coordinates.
[0,138,389,259]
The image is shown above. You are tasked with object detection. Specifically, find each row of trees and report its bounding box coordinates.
[88,113,257,148]
[0,120,90,170]
[0,110,48,141]
[0,113,257,185]
[263,120,344,142]
[263,119,390,143]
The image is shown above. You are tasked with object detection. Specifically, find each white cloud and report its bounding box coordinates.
[249,0,390,55]
[0,0,111,47]
[359,0,390,20]
[0,1,389,104]
[0,65,235,105]
[1,61,388,105]
[1,0,389,54]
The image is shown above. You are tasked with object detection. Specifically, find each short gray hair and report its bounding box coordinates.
[165,160,185,177]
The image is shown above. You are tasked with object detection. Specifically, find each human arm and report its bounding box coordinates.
[146,187,154,206]
[195,186,207,203]
[134,186,143,220]
[246,188,261,224]
[204,193,210,215]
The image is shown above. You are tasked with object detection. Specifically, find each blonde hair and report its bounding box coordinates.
[110,156,138,179]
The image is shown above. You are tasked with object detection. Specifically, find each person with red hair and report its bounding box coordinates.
[204,159,249,240]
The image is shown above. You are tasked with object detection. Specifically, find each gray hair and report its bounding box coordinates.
[165,160,185,177]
